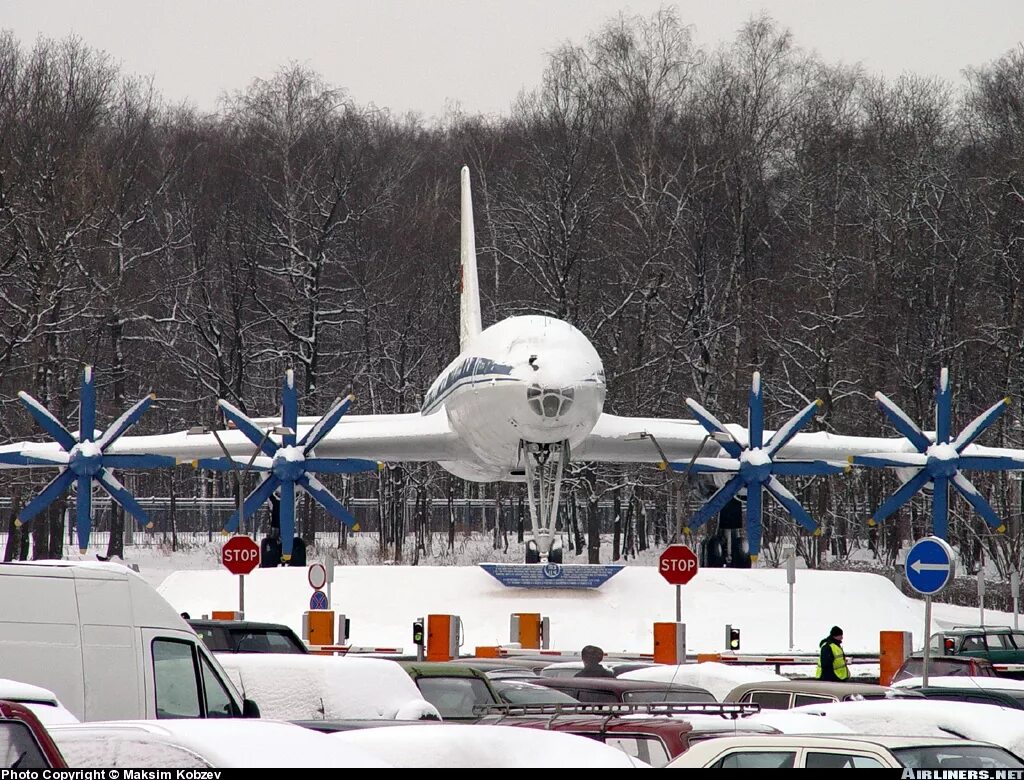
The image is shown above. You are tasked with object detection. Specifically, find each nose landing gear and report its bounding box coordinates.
[521,440,568,564]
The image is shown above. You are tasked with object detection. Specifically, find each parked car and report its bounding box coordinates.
[892,655,998,683]
[189,619,308,655]
[0,561,257,721]
[724,680,923,709]
[48,719,390,767]
[0,680,78,725]
[664,734,1024,769]
[482,702,775,767]
[0,700,68,769]
[930,626,1024,662]
[446,657,548,679]
[529,676,717,704]
[892,675,1024,709]
[218,654,439,721]
[400,663,502,720]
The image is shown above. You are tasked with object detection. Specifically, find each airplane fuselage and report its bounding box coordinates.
[422,315,606,481]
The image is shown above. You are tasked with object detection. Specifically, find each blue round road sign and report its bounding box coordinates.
[905,536,956,596]
[309,590,328,610]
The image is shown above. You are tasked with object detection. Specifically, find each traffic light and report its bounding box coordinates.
[726,625,741,651]
[413,618,425,647]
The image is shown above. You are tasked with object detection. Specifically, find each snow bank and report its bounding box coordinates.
[331,723,648,767]
[216,654,439,721]
[158,564,1013,655]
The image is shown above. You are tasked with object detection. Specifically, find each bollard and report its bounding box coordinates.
[653,622,686,664]
[879,630,912,686]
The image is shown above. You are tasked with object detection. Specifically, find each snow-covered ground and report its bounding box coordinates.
[153,555,1016,657]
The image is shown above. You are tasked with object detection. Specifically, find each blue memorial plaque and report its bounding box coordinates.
[479,563,624,589]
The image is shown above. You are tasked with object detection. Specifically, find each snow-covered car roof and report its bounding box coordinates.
[793,699,1024,757]
[893,676,1024,692]
[619,662,787,701]
[48,719,391,768]
[216,654,439,721]
[331,723,650,767]
[0,679,78,725]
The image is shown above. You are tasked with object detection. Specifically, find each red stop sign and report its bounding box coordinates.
[222,535,260,575]
[659,544,699,585]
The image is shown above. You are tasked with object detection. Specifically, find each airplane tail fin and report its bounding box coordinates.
[460,165,483,350]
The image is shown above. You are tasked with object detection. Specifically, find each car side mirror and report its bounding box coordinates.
[242,698,261,719]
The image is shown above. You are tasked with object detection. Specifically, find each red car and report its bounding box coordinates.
[0,700,68,768]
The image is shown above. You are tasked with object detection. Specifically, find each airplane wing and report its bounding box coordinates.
[0,411,473,466]
[573,413,1024,465]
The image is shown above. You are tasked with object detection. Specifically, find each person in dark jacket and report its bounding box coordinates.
[575,645,616,678]
[816,625,849,681]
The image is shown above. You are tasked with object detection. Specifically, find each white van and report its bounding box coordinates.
[0,561,258,722]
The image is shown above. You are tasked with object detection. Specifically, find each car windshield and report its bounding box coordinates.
[892,745,1024,769]
[230,629,306,654]
[495,683,578,705]
[623,690,716,704]
[416,677,495,719]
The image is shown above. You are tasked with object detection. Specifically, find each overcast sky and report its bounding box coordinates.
[3,1,1023,120]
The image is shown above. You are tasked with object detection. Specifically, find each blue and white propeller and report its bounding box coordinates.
[197,370,380,561]
[0,366,175,553]
[673,372,848,560]
[853,367,1023,539]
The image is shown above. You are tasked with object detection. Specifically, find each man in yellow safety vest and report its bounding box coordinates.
[816,625,849,681]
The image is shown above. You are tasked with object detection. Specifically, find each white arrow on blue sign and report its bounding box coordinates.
[905,536,956,596]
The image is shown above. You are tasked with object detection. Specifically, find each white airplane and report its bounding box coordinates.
[4,167,1024,562]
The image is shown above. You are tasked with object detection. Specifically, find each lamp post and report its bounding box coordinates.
[187,423,294,539]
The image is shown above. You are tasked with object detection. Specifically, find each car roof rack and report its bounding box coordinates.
[476,702,761,720]
[950,625,1015,631]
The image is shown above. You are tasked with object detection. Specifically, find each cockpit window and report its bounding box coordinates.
[528,386,574,418]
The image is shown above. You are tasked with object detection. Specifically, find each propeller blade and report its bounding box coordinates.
[279,480,296,558]
[952,397,1012,453]
[282,370,298,447]
[936,367,952,444]
[749,372,764,450]
[18,392,76,451]
[195,456,273,472]
[852,452,928,469]
[0,451,70,467]
[872,469,931,523]
[19,470,75,523]
[875,392,930,452]
[76,475,92,553]
[300,395,354,452]
[951,472,1005,530]
[304,458,380,474]
[772,460,849,477]
[747,482,763,557]
[218,400,280,457]
[80,366,96,442]
[687,477,743,530]
[96,394,156,450]
[669,457,740,475]
[767,399,822,457]
[223,476,280,534]
[932,475,950,540]
[96,469,152,528]
[764,476,819,533]
[102,454,178,470]
[684,399,743,458]
[298,473,357,527]
[958,455,1024,472]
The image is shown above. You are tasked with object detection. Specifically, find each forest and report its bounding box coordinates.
[1,10,1024,574]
